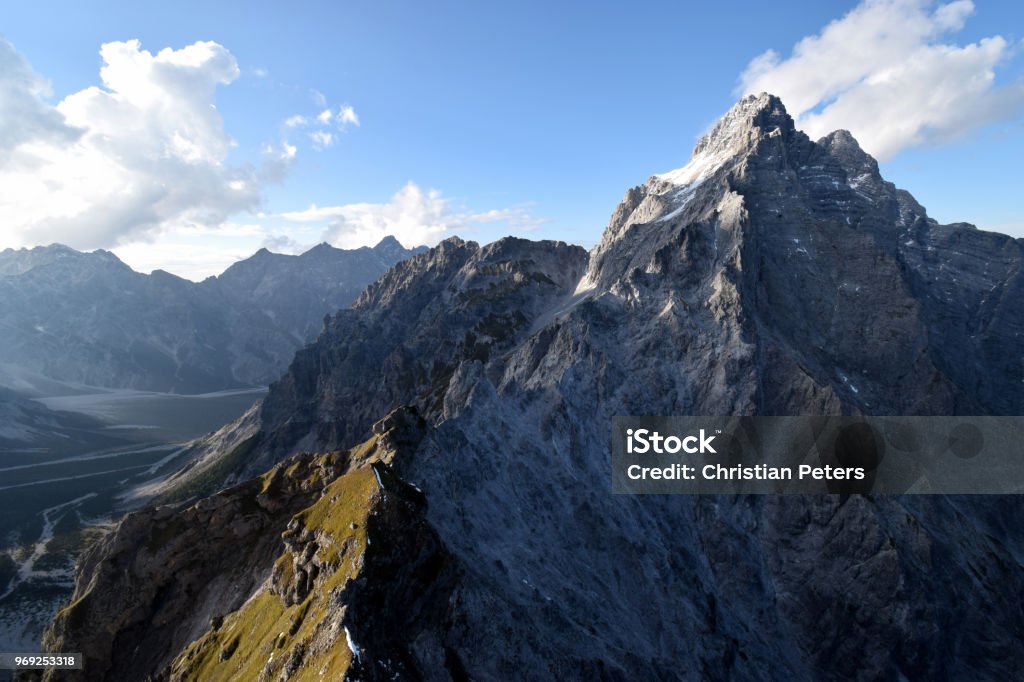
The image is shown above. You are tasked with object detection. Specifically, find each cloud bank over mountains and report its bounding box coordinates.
[0,36,541,276]
[738,0,1024,160]
[279,182,545,253]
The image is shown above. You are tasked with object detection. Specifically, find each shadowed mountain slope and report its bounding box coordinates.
[0,238,425,393]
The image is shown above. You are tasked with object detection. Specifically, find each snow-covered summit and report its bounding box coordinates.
[655,93,790,188]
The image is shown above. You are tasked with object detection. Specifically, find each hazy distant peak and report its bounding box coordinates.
[303,241,337,254]
[0,237,430,393]
[370,235,413,261]
[0,242,131,277]
[373,235,404,250]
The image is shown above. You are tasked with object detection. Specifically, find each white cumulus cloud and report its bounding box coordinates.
[0,37,262,250]
[737,0,1024,160]
[0,38,81,158]
[282,182,544,249]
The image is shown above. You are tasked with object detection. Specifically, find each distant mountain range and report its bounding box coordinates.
[0,237,425,394]
[44,95,1024,681]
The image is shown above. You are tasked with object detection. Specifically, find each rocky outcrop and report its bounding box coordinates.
[163,236,588,491]
[48,95,1024,680]
[0,237,425,393]
[43,450,336,680]
[43,407,453,682]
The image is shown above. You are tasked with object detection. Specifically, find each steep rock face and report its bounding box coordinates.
[188,236,587,484]
[0,238,424,393]
[584,94,1016,417]
[264,237,586,444]
[51,95,1024,680]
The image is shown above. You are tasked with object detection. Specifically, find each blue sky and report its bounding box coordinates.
[1,0,1022,279]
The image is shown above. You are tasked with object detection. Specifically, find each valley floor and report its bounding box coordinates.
[0,386,266,654]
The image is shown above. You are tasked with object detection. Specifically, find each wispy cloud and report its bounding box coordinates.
[737,0,1024,160]
[280,104,359,155]
[260,233,307,254]
[336,105,359,127]
[309,130,335,149]
[279,204,351,222]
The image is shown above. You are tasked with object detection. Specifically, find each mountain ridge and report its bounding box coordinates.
[44,94,1024,681]
[0,238,427,394]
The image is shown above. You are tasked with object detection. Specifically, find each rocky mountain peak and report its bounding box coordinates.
[298,241,338,260]
[693,92,791,156]
[371,235,406,258]
[0,243,130,278]
[651,93,793,189]
[581,94,806,289]
[584,94,903,293]
[817,128,881,182]
[576,92,1021,414]
[370,234,429,266]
